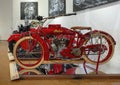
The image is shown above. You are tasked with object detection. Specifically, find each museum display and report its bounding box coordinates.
[7,13,116,70]
[0,0,120,82]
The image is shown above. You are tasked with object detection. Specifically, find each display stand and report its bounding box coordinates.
[83,51,101,74]
[8,52,14,61]
[42,59,84,64]
[20,74,120,80]
[9,60,120,80]
[8,51,120,80]
[9,62,20,80]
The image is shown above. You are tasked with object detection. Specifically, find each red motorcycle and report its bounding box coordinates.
[12,13,116,69]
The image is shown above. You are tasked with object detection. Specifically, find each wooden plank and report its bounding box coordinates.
[20,74,120,80]
[9,61,20,80]
[9,54,84,64]
[42,59,84,64]
[13,58,84,64]
[8,52,14,61]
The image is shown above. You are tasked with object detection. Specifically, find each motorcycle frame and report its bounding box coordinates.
[23,24,115,61]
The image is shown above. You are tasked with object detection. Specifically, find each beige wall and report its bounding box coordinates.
[0,0,12,40]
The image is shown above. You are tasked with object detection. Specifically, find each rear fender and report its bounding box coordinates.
[84,30,116,45]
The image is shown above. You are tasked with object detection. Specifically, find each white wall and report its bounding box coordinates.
[0,0,12,40]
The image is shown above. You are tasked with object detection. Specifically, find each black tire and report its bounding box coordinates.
[8,41,16,53]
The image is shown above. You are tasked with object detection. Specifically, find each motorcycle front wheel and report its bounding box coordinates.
[13,36,47,69]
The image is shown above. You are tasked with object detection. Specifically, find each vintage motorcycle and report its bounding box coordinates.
[12,13,116,69]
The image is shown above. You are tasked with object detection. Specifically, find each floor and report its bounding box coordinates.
[0,41,120,85]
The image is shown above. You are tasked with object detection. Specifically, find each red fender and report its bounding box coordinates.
[7,33,21,42]
[32,34,49,60]
[84,30,116,45]
[7,28,36,42]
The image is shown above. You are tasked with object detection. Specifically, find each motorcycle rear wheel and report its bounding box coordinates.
[83,32,115,64]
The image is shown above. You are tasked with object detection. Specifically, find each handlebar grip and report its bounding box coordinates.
[36,16,43,21]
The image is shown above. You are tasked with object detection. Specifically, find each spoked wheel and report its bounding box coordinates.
[83,32,115,64]
[13,36,45,69]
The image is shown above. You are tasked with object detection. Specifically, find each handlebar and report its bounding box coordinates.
[32,13,76,27]
[45,12,77,19]
[37,13,77,21]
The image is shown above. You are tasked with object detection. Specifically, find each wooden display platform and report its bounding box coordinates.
[8,51,120,80]
[9,61,120,80]
[9,62,20,80]
[20,74,120,80]
[42,59,84,64]
[8,52,14,61]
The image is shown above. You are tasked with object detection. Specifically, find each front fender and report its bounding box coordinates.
[7,34,21,42]
[32,34,49,60]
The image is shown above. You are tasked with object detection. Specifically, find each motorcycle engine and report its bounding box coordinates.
[51,37,69,57]
[50,36,82,58]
